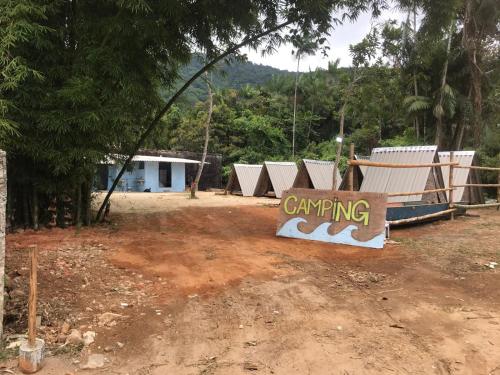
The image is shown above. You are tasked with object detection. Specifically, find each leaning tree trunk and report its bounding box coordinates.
[191,72,214,198]
[95,19,296,222]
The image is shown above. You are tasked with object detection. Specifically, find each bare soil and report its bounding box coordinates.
[2,193,500,374]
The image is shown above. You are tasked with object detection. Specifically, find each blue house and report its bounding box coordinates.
[98,155,202,192]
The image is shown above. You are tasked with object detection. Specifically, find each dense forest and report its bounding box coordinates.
[1,0,498,228]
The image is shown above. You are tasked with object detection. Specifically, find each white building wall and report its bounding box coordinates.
[107,161,186,193]
[171,162,186,192]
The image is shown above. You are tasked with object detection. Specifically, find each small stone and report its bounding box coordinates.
[116,342,124,348]
[57,334,68,343]
[81,354,105,369]
[239,325,244,329]
[82,331,96,346]
[336,326,343,331]
[61,322,71,335]
[65,329,83,345]
[244,362,259,371]
[98,312,123,327]
[104,346,113,352]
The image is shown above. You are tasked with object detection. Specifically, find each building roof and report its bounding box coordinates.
[231,164,263,196]
[360,146,439,203]
[355,155,369,176]
[438,151,478,202]
[105,154,201,164]
[255,161,298,199]
[299,159,342,190]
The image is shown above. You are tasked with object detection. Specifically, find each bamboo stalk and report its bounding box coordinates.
[348,160,459,168]
[454,165,500,171]
[454,203,500,209]
[28,245,38,347]
[387,188,453,197]
[387,208,456,225]
[348,143,354,191]
[452,184,500,187]
[449,152,454,220]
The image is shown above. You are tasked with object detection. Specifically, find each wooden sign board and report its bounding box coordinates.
[276,188,388,249]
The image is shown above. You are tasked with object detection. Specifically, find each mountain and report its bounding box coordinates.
[169,56,293,104]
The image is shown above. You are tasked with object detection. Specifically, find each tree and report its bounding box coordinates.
[192,72,214,198]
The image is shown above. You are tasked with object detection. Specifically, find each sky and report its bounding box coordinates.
[246,6,411,72]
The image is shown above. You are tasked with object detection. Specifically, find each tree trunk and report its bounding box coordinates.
[23,187,30,229]
[413,2,420,141]
[292,54,301,158]
[192,72,214,198]
[84,181,91,226]
[31,187,39,231]
[56,194,66,228]
[434,20,454,150]
[463,0,483,148]
[332,102,346,190]
[75,183,82,228]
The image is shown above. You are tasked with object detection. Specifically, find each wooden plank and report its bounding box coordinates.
[387,188,453,197]
[277,189,387,249]
[348,160,459,168]
[387,208,456,225]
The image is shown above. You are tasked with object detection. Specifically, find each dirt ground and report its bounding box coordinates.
[2,192,500,374]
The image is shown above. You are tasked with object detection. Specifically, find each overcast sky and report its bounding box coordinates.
[245,6,411,71]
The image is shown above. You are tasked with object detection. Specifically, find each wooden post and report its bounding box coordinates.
[449,151,454,220]
[497,172,500,211]
[348,143,354,191]
[0,151,6,340]
[19,244,44,374]
[28,245,38,347]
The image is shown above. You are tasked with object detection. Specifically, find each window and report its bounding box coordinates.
[138,161,144,170]
[158,162,172,188]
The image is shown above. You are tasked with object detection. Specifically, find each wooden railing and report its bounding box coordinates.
[447,152,500,213]
[347,146,500,224]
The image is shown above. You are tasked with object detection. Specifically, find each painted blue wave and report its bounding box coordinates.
[277,217,384,249]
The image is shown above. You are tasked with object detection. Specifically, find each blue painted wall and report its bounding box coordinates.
[106,161,186,192]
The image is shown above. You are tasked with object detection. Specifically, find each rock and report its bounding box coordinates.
[7,339,24,349]
[65,329,83,345]
[104,346,113,352]
[116,342,124,349]
[61,322,71,335]
[81,354,105,369]
[82,331,96,346]
[10,288,26,298]
[98,312,123,327]
[243,362,259,371]
[57,334,68,343]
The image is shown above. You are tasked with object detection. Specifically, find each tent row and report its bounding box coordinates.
[226,146,484,204]
[226,159,346,199]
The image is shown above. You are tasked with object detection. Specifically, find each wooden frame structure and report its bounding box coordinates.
[347,145,500,225]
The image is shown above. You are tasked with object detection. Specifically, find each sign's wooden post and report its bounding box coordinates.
[348,143,354,191]
[449,151,454,220]
[277,189,387,249]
